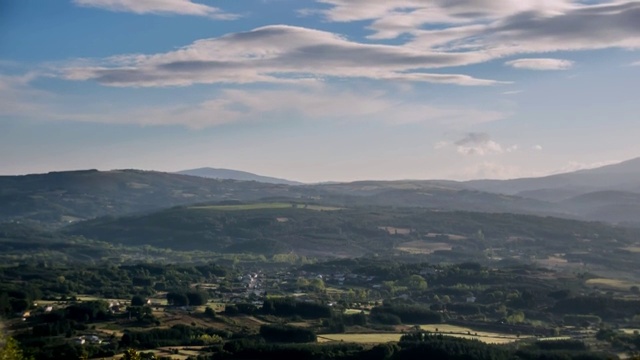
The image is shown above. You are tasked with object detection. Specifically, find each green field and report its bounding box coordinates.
[189,203,341,211]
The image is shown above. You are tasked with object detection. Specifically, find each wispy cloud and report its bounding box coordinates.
[505,58,574,71]
[72,0,239,19]
[311,1,640,62]
[502,90,523,95]
[58,25,507,88]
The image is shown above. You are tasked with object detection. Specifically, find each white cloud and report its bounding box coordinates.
[314,1,640,63]
[72,0,238,19]
[314,0,572,26]
[632,60,640,66]
[454,133,504,156]
[533,145,543,151]
[408,2,640,56]
[58,25,507,88]
[505,58,575,70]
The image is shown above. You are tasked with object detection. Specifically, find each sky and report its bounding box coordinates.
[1,0,639,183]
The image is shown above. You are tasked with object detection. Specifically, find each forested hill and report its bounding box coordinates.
[177,167,303,185]
[4,165,640,227]
[0,170,300,226]
[64,204,640,274]
[0,170,567,227]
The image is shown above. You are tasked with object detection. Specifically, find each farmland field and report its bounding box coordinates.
[419,325,528,344]
[318,333,402,343]
[317,324,527,345]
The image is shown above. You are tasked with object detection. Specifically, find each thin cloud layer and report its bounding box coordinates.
[72,0,238,19]
[505,58,575,70]
[60,25,506,87]
[0,76,507,128]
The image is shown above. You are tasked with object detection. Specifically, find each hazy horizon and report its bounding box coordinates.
[2,1,639,182]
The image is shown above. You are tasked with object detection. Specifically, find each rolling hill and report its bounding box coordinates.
[63,203,640,273]
[3,157,640,227]
[0,169,301,226]
[177,167,303,185]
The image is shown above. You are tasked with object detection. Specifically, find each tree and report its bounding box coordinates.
[122,349,141,360]
[0,336,30,360]
[166,292,188,307]
[309,278,325,292]
[402,275,427,291]
[131,295,146,307]
[186,292,208,306]
[204,307,216,318]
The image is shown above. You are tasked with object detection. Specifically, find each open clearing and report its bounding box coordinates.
[585,278,640,290]
[190,203,341,211]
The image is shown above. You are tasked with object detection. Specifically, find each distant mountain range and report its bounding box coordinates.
[466,157,640,198]
[2,157,640,227]
[177,167,303,186]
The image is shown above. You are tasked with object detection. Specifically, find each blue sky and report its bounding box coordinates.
[1,0,639,182]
